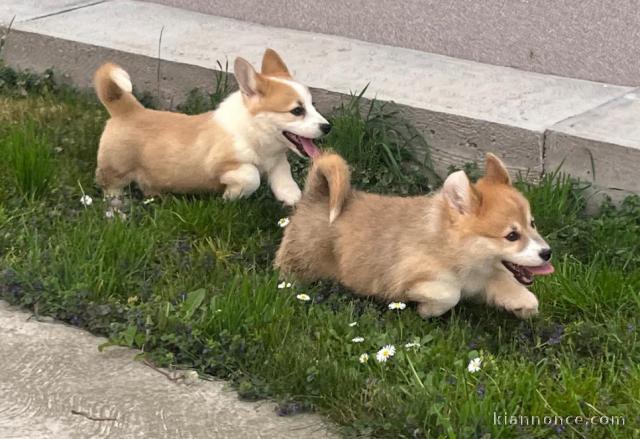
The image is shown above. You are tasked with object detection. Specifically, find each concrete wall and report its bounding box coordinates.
[149,0,640,86]
[4,0,639,198]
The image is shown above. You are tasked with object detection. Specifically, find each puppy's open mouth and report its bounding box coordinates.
[502,261,555,285]
[283,131,321,158]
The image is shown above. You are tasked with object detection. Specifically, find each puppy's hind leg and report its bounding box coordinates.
[406,281,461,318]
[96,165,131,198]
[220,164,261,201]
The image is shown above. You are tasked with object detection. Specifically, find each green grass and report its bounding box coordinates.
[0,70,639,438]
[177,60,232,115]
[0,119,54,198]
[321,87,440,194]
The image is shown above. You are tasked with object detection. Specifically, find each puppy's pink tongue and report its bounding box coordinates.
[300,137,321,158]
[526,262,555,275]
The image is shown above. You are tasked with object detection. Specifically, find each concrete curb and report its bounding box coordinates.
[2,0,639,194]
[545,89,640,199]
[0,301,335,438]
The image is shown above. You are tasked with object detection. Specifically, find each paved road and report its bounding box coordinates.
[0,301,334,439]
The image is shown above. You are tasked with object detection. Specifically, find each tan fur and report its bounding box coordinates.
[94,63,142,116]
[261,48,292,78]
[301,153,351,222]
[246,77,301,115]
[93,49,325,201]
[96,108,237,195]
[276,152,550,319]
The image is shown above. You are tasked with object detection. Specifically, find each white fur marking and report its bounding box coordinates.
[409,281,461,318]
[507,238,547,266]
[111,67,132,93]
[329,208,339,224]
[270,77,329,138]
[221,164,261,200]
[268,157,301,205]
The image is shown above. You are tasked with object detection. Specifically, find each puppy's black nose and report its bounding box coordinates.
[539,248,552,261]
[320,123,332,134]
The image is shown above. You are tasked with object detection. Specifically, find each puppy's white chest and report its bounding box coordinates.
[459,265,495,297]
[232,137,259,163]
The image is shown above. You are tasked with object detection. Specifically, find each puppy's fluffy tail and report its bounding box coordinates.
[304,153,351,223]
[94,63,142,117]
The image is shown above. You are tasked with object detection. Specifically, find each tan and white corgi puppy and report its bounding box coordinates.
[93,49,330,205]
[275,152,554,319]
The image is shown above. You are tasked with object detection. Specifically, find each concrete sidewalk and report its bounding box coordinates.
[1,0,639,197]
[0,301,334,439]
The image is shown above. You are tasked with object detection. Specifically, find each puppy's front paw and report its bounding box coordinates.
[223,185,243,201]
[275,185,302,206]
[506,292,539,319]
[417,302,455,318]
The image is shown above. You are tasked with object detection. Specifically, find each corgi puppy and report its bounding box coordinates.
[93,49,330,205]
[275,153,554,319]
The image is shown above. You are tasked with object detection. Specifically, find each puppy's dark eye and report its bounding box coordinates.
[506,231,520,242]
[530,220,536,229]
[290,106,305,116]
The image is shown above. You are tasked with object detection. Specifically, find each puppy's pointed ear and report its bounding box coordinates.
[234,57,262,97]
[261,48,290,77]
[484,153,511,185]
[443,170,477,214]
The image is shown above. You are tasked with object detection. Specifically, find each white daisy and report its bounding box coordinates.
[467,357,482,373]
[404,342,420,349]
[358,353,369,364]
[388,302,407,310]
[80,194,93,206]
[278,217,290,228]
[351,336,365,343]
[296,293,311,302]
[277,281,292,289]
[376,345,396,362]
[105,210,115,219]
[348,322,358,327]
